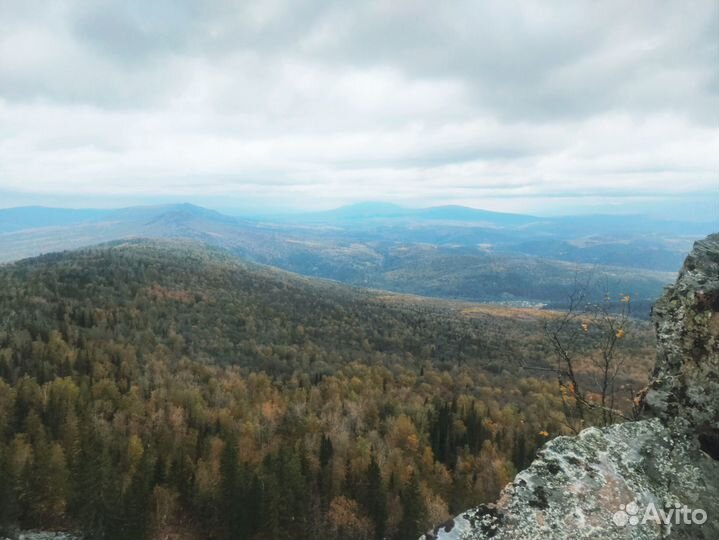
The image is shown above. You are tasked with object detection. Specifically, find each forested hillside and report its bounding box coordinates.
[0,204,681,315]
[0,241,655,540]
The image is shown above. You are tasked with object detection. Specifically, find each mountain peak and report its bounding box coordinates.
[105,202,236,225]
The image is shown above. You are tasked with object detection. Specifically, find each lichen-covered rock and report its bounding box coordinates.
[1,532,81,540]
[424,234,719,540]
[644,233,719,456]
[424,419,718,539]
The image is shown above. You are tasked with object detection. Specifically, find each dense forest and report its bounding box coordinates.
[0,241,655,539]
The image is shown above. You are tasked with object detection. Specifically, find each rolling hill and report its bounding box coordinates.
[0,239,570,376]
[0,203,692,315]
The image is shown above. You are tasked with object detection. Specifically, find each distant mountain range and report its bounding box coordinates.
[0,206,111,233]
[0,202,712,315]
[282,201,540,227]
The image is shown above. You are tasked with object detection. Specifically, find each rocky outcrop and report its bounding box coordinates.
[644,234,719,456]
[0,533,80,540]
[424,234,719,540]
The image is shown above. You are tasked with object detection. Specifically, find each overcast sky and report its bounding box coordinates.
[0,0,717,217]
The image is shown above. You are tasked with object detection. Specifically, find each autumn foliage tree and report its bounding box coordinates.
[0,243,655,538]
[543,279,636,431]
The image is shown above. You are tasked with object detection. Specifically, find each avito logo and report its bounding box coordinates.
[612,501,707,527]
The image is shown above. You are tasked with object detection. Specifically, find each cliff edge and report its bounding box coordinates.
[424,234,719,540]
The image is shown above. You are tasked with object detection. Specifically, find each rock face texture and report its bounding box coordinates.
[645,234,719,456]
[0,533,79,540]
[424,234,719,540]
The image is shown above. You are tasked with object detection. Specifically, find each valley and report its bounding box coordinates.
[1,203,702,317]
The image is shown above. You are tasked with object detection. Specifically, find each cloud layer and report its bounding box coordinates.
[0,0,717,213]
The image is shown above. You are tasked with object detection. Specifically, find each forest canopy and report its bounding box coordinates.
[0,241,655,540]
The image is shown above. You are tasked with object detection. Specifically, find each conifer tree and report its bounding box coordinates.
[364,454,387,540]
[397,473,426,540]
[220,437,242,540]
[0,445,19,527]
[120,452,154,540]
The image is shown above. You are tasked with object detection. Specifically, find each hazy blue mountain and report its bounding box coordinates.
[410,204,540,226]
[106,202,239,224]
[528,214,714,237]
[0,206,111,233]
[288,201,540,227]
[300,201,411,220]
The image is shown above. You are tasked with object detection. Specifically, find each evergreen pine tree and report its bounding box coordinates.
[220,437,242,540]
[364,454,387,540]
[0,445,19,527]
[397,474,426,540]
[120,452,154,540]
[319,435,333,468]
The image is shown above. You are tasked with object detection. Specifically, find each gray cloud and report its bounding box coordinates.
[0,0,716,214]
